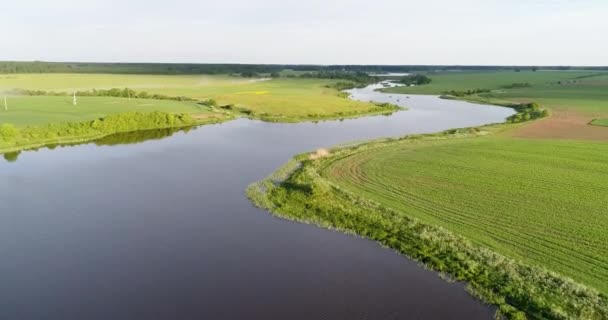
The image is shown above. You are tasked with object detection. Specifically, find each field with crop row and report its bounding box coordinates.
[322,137,608,293]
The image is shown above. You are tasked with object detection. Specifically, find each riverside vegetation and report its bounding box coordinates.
[248,126,608,320]
[0,111,218,154]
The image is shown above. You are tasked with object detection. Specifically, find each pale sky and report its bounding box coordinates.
[1,0,607,65]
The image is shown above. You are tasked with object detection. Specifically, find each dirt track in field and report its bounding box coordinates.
[509,110,608,141]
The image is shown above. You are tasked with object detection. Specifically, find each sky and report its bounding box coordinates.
[1,0,607,65]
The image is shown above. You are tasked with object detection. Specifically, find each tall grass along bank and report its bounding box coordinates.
[0,111,229,154]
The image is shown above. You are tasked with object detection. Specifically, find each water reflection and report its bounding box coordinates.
[3,151,20,162]
[2,127,193,163]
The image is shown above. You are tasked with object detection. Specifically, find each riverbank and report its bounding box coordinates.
[247,122,608,320]
[0,111,232,155]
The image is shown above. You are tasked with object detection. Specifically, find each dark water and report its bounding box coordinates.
[0,84,514,320]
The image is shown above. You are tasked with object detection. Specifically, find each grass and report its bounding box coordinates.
[381,71,599,95]
[248,128,608,319]
[0,95,212,127]
[323,137,608,293]
[0,74,388,123]
[590,119,608,127]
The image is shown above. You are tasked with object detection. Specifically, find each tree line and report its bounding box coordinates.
[3,61,605,75]
[0,112,197,150]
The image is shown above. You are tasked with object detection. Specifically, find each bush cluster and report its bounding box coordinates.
[506,102,549,123]
[443,88,491,97]
[398,74,432,86]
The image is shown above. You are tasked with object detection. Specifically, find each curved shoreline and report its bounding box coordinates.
[246,123,607,320]
[0,84,401,155]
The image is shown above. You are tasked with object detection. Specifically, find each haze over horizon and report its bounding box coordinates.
[2,0,607,66]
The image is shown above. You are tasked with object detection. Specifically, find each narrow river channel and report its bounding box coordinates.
[0,83,514,319]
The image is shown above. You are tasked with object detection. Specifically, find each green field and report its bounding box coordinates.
[248,129,608,319]
[323,137,608,293]
[0,74,386,123]
[382,71,600,95]
[383,71,608,116]
[591,119,608,127]
[0,96,212,127]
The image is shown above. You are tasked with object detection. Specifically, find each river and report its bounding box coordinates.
[0,83,514,319]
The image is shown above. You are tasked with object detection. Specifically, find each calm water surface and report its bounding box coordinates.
[0,84,514,319]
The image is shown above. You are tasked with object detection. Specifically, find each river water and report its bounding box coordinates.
[0,84,514,319]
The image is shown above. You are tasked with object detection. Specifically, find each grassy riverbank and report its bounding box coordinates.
[0,111,230,154]
[247,125,608,320]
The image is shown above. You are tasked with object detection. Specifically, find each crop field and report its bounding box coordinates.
[0,74,381,123]
[0,96,212,126]
[322,137,608,294]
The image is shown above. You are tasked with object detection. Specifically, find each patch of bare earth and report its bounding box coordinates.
[310,148,330,160]
[510,110,608,141]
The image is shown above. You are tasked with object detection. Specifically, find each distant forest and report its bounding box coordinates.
[0,61,607,75]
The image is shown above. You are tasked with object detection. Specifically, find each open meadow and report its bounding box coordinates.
[0,74,387,124]
[0,96,212,127]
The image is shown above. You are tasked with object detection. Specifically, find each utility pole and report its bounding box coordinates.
[73,92,77,106]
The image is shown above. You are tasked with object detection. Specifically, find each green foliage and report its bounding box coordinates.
[501,82,532,89]
[0,111,197,153]
[506,102,549,123]
[0,124,18,140]
[300,71,377,87]
[443,88,490,97]
[13,88,195,102]
[248,130,608,320]
[398,74,432,86]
